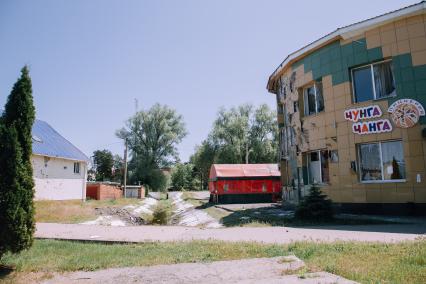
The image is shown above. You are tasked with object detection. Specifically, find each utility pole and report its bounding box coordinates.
[134,98,138,114]
[123,139,128,198]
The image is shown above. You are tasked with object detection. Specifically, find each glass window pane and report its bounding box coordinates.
[359,143,382,181]
[353,66,374,103]
[315,82,324,113]
[381,141,405,180]
[320,150,330,183]
[308,151,321,184]
[305,86,316,115]
[373,61,396,99]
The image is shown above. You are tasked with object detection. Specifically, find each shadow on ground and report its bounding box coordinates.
[183,191,426,234]
[0,265,15,280]
[218,205,426,234]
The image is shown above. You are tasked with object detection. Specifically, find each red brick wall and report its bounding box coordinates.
[86,183,123,200]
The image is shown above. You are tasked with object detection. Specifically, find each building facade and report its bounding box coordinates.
[267,2,426,214]
[32,119,88,200]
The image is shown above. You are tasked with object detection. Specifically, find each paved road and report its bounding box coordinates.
[43,256,357,284]
[36,222,423,244]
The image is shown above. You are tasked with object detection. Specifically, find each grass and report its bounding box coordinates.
[181,191,230,220]
[35,198,141,223]
[287,240,426,283]
[150,199,174,224]
[1,239,425,283]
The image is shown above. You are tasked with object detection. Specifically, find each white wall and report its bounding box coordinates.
[32,155,87,200]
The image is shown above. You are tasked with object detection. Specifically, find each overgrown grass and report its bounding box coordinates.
[150,199,174,225]
[182,191,229,221]
[35,199,141,223]
[181,191,203,207]
[1,239,425,283]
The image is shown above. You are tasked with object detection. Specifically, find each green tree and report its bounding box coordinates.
[171,163,198,191]
[189,104,278,190]
[0,66,36,259]
[147,169,170,192]
[116,104,187,189]
[112,154,124,183]
[211,104,278,164]
[249,104,279,163]
[295,185,334,221]
[189,140,217,190]
[92,149,114,181]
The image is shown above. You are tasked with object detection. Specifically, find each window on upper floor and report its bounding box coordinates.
[73,162,80,174]
[352,60,396,103]
[303,82,324,116]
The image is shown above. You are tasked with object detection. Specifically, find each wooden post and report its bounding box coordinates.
[123,139,128,198]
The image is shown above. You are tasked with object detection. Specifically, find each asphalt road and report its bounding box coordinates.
[36,222,423,244]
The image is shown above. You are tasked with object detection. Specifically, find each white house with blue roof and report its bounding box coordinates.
[32,119,89,200]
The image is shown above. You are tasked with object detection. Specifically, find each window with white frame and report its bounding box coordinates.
[73,162,80,174]
[358,140,405,182]
[352,60,396,103]
[303,150,330,184]
[303,82,324,116]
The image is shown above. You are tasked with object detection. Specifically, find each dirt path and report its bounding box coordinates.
[35,222,423,244]
[170,192,222,228]
[42,256,357,284]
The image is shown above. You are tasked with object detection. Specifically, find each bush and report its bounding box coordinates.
[151,202,171,225]
[295,185,333,221]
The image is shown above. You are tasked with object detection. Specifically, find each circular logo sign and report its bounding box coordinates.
[388,99,425,128]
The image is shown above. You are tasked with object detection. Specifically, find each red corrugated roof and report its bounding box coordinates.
[210,164,280,178]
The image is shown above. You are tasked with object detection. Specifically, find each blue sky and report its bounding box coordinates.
[0,0,418,162]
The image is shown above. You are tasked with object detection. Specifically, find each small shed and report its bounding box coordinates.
[86,182,123,200]
[208,164,282,203]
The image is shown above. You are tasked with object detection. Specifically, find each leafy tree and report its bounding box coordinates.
[0,66,35,259]
[116,104,187,189]
[295,185,334,221]
[189,140,217,190]
[112,154,124,183]
[92,149,114,181]
[211,104,278,164]
[189,104,278,190]
[171,163,198,191]
[147,169,170,192]
[248,104,279,163]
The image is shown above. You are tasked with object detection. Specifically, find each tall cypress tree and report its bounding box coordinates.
[0,66,35,259]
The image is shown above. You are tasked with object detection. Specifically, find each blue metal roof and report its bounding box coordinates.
[32,119,89,162]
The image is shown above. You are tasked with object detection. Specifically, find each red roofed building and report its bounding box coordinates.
[208,164,282,203]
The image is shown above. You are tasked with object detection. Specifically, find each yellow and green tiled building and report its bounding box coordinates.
[267,2,426,214]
